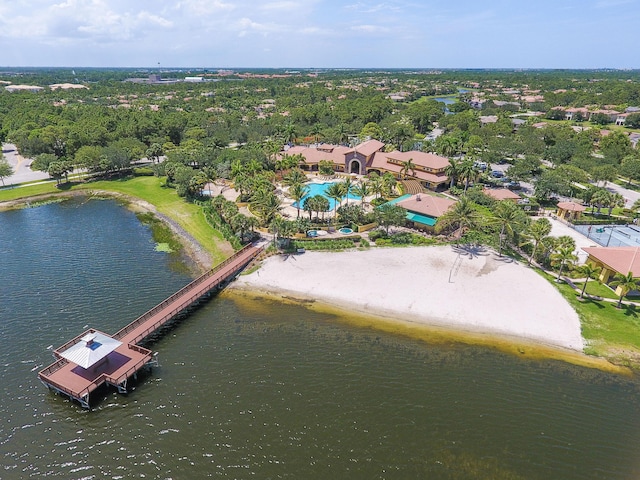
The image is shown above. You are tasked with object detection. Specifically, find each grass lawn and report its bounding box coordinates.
[572,280,619,300]
[0,176,229,265]
[545,272,640,367]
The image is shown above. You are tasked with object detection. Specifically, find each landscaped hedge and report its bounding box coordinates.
[293,239,359,250]
[571,218,630,226]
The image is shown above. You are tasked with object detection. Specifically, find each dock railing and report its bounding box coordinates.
[113,245,260,342]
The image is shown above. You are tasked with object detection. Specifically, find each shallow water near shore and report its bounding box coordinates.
[2,198,640,479]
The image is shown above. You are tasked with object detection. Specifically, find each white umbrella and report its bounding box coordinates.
[59,332,122,369]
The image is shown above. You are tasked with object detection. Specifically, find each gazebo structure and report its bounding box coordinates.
[58,332,122,370]
[556,201,586,222]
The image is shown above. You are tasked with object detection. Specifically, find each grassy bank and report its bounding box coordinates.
[546,273,640,368]
[0,176,230,265]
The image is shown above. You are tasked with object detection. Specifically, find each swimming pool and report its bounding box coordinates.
[293,182,361,211]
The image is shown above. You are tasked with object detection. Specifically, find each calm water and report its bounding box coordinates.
[293,182,361,211]
[1,198,640,479]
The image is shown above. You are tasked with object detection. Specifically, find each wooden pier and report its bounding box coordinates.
[38,244,262,408]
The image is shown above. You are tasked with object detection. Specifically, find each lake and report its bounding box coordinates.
[1,197,640,479]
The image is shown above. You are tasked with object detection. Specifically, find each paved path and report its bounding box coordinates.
[2,143,50,186]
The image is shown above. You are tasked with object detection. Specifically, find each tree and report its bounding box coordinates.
[400,158,416,180]
[368,172,384,198]
[289,182,309,219]
[359,122,383,141]
[252,189,282,226]
[600,131,632,164]
[550,247,577,282]
[438,196,482,239]
[591,188,612,214]
[283,123,297,144]
[374,203,406,234]
[282,168,306,187]
[591,165,617,187]
[340,177,354,205]
[624,113,640,129]
[609,272,640,308]
[620,156,640,186]
[444,158,460,189]
[489,200,528,257]
[590,112,613,126]
[352,181,371,207]
[145,143,163,163]
[523,217,552,266]
[48,159,74,185]
[381,172,397,197]
[457,158,478,192]
[576,263,602,300]
[0,157,13,186]
[326,182,345,218]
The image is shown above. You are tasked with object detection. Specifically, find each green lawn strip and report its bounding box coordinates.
[0,182,60,201]
[543,272,640,362]
[0,176,229,265]
[572,280,619,300]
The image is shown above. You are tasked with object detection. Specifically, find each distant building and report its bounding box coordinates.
[5,84,43,93]
[184,76,204,83]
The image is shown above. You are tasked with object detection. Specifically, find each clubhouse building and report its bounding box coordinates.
[282,140,450,191]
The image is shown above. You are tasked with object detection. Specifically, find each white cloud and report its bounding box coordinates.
[350,24,390,33]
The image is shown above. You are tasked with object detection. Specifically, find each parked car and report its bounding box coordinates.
[474,161,488,171]
[507,181,521,190]
[490,170,504,178]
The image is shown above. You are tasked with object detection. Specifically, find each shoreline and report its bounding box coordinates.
[223,288,625,373]
[228,246,628,371]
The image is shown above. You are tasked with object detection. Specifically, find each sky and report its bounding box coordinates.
[0,0,638,69]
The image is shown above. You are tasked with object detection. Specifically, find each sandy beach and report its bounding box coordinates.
[232,245,584,351]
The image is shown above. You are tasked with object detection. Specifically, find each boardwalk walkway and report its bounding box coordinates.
[38,244,263,408]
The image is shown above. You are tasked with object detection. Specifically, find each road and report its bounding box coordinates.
[2,143,50,186]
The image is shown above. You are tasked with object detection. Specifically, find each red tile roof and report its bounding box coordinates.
[583,247,640,277]
[397,194,456,217]
[557,201,586,212]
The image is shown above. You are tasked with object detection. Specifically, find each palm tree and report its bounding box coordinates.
[382,172,397,197]
[591,188,612,215]
[326,182,345,219]
[609,272,640,308]
[523,217,552,266]
[352,181,371,208]
[436,135,460,158]
[550,247,577,282]
[368,172,384,199]
[606,192,625,216]
[489,201,528,257]
[252,189,282,226]
[400,158,416,180]
[444,158,460,190]
[458,159,478,192]
[289,182,309,219]
[576,263,602,300]
[310,124,323,144]
[283,168,307,187]
[439,196,482,241]
[340,177,354,205]
[283,123,297,144]
[334,123,348,145]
